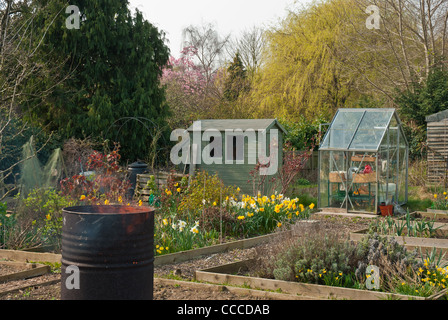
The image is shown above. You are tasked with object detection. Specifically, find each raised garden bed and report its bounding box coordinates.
[0,230,289,267]
[155,230,289,266]
[414,210,448,223]
[195,260,439,300]
[350,229,448,256]
[0,260,50,283]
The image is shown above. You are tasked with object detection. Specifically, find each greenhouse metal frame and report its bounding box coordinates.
[318,108,409,214]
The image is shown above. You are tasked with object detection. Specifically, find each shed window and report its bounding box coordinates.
[226,135,244,162]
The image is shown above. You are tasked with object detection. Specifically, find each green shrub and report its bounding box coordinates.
[252,222,426,292]
[178,171,238,216]
[271,228,365,285]
[15,188,76,251]
[0,201,16,248]
[296,178,311,186]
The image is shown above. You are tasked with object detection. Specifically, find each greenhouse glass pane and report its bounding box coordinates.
[320,110,365,150]
[349,110,394,151]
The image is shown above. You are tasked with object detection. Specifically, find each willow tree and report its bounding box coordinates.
[339,0,448,100]
[245,0,363,120]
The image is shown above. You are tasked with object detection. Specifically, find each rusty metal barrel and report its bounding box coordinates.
[61,205,155,300]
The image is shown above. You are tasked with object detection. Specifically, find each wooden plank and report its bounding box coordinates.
[154,231,290,266]
[350,231,448,255]
[351,155,376,162]
[0,262,50,282]
[0,249,61,264]
[154,278,319,300]
[416,210,448,222]
[0,278,60,297]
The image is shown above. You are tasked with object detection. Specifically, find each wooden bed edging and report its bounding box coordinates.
[415,211,448,223]
[350,229,448,256]
[154,231,291,266]
[0,249,61,264]
[154,278,322,300]
[0,261,50,283]
[0,231,289,266]
[195,260,433,300]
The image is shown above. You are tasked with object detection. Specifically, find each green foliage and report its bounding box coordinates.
[396,64,448,128]
[17,188,76,250]
[296,178,311,186]
[0,201,6,215]
[245,0,362,120]
[178,171,239,214]
[154,217,219,255]
[395,62,448,159]
[223,53,249,101]
[271,229,364,286]
[0,201,15,248]
[254,223,431,294]
[24,0,171,163]
[368,212,443,238]
[279,116,328,151]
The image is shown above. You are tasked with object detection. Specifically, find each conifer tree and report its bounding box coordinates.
[23,0,171,162]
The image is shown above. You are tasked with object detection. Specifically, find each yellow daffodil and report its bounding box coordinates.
[104,199,110,205]
[80,195,86,201]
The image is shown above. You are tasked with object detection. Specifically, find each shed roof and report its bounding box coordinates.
[187,119,287,134]
[425,109,448,123]
[319,108,407,152]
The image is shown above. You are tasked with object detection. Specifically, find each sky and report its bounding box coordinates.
[128,0,309,57]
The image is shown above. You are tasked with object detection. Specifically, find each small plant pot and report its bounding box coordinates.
[379,205,394,217]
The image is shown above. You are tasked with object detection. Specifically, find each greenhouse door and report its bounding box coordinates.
[345,152,378,214]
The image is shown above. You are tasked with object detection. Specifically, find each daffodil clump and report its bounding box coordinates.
[418,259,448,290]
[154,217,219,255]
[392,258,448,297]
[225,192,315,236]
[431,191,448,210]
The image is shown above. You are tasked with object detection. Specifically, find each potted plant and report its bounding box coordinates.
[379,202,394,217]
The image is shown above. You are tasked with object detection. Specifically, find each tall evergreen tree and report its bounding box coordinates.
[223,53,248,102]
[23,0,171,162]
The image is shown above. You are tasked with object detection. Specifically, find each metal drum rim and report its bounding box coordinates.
[62,205,155,216]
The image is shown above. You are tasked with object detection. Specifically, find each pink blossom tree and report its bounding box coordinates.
[162,46,221,128]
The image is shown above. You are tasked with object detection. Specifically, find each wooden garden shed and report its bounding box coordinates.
[187,119,287,195]
[426,110,448,184]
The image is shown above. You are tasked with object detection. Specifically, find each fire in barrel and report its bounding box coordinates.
[61,205,155,300]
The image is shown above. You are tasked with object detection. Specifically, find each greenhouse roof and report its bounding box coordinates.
[319,108,406,152]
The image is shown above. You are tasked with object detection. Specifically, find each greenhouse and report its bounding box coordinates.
[318,108,409,214]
